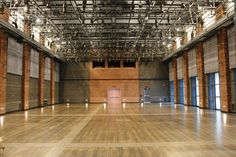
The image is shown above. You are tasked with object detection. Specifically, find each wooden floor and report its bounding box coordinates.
[0,103,236,157]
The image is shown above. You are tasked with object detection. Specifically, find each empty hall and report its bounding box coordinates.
[0,0,236,157]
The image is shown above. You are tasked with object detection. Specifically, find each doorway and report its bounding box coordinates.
[208,73,221,110]
[108,87,121,104]
[170,81,174,103]
[178,79,184,104]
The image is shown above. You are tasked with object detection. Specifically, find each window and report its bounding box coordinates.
[215,73,221,110]
[108,60,120,68]
[92,61,105,68]
[123,61,136,68]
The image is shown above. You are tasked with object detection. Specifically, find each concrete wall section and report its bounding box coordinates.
[61,80,89,103]
[60,62,90,103]
[139,61,169,102]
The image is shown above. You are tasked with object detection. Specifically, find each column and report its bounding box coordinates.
[196,20,204,36]
[23,18,31,37]
[50,59,55,105]
[39,52,45,106]
[22,42,30,110]
[172,58,178,104]
[183,51,190,106]
[39,33,45,47]
[181,32,188,45]
[215,4,225,21]
[217,28,231,112]
[0,30,7,114]
[196,42,206,108]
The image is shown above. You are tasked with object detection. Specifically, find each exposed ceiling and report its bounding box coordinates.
[2,0,230,61]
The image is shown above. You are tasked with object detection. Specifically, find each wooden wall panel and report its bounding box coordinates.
[90,64,139,103]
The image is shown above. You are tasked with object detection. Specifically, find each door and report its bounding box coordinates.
[208,73,216,109]
[108,88,121,104]
[191,77,197,106]
[170,81,174,103]
[178,80,184,104]
[196,77,200,106]
[143,87,151,103]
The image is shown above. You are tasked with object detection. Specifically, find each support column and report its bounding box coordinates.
[23,19,31,37]
[39,33,45,47]
[217,28,231,112]
[181,32,188,45]
[215,4,225,21]
[196,21,204,36]
[39,52,45,106]
[183,51,190,106]
[22,42,30,110]
[196,43,207,108]
[172,59,178,104]
[50,59,55,105]
[0,30,7,114]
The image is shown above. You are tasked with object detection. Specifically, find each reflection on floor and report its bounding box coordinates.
[0,103,236,157]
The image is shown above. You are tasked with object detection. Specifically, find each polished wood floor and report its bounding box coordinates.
[0,103,236,157]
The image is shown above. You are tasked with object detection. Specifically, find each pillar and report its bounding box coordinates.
[196,42,207,108]
[39,52,45,106]
[39,33,45,47]
[215,4,225,21]
[217,28,231,112]
[50,59,55,105]
[172,58,178,104]
[181,32,188,45]
[22,42,30,110]
[183,51,190,106]
[172,41,177,52]
[196,22,204,36]
[23,19,31,37]
[0,30,7,114]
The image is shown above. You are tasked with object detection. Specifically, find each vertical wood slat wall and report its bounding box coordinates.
[203,35,219,74]
[188,48,197,77]
[0,34,60,114]
[169,25,235,112]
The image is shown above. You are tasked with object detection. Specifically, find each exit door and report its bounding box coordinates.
[170,81,174,103]
[178,79,184,104]
[143,87,151,103]
[208,73,221,110]
[108,88,121,104]
[191,77,197,106]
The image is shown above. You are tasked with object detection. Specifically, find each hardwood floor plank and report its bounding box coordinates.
[0,103,236,157]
